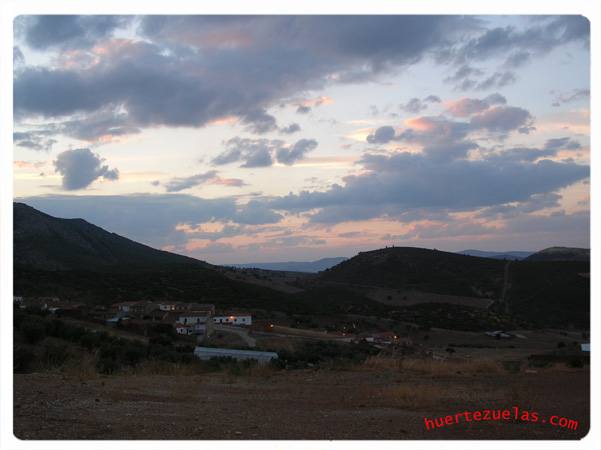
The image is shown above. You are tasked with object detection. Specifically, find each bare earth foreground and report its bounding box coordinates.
[14,367,589,440]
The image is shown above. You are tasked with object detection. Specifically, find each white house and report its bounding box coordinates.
[174,312,214,338]
[213,313,252,326]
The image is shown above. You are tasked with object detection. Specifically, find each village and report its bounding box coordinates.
[12,295,423,365]
[13,295,589,368]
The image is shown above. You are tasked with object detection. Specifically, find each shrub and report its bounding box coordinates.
[20,318,47,344]
[41,342,71,368]
[567,358,584,368]
[14,345,35,373]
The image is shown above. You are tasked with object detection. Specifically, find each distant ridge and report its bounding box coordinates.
[458,249,534,260]
[227,257,347,273]
[525,247,590,262]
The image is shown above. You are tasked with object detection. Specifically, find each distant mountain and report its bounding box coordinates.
[525,247,590,262]
[227,257,347,273]
[14,202,204,271]
[458,249,534,260]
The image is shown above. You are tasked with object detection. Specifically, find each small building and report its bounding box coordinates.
[213,313,252,326]
[113,301,139,314]
[194,346,277,364]
[174,311,214,338]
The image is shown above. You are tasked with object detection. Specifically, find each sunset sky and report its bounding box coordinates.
[13,15,590,264]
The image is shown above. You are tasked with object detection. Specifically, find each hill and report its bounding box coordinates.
[14,202,203,271]
[317,246,589,328]
[458,249,533,260]
[319,247,507,298]
[525,247,590,262]
[227,257,347,273]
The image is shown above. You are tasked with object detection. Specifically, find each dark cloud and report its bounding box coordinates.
[16,15,131,50]
[544,137,582,151]
[267,150,588,224]
[14,16,588,142]
[461,16,589,61]
[279,123,301,134]
[296,105,311,114]
[242,109,279,134]
[276,139,318,165]
[213,137,318,167]
[13,130,57,151]
[53,148,119,190]
[212,138,280,168]
[399,95,443,114]
[14,16,477,139]
[469,106,533,134]
[366,126,397,144]
[163,170,219,192]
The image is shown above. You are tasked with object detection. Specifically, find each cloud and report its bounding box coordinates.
[14,16,588,143]
[551,88,590,107]
[296,105,311,114]
[267,150,588,224]
[241,109,278,134]
[212,137,280,168]
[14,16,478,140]
[213,137,318,167]
[53,148,119,190]
[279,123,301,134]
[446,93,506,117]
[366,126,397,144]
[469,106,533,134]
[163,170,219,192]
[13,46,24,65]
[400,98,427,114]
[544,137,581,151]
[399,95,442,114]
[13,130,57,151]
[16,15,131,50]
[276,139,319,165]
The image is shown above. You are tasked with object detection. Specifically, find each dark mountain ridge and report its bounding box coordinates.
[14,202,204,271]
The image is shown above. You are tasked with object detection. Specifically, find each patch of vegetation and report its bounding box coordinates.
[273,340,379,369]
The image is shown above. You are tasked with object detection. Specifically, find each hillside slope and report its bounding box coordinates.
[525,247,590,262]
[319,247,507,299]
[14,202,203,271]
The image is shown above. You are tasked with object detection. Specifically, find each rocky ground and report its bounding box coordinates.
[14,365,589,440]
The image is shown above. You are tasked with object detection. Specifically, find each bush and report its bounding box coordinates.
[14,345,35,373]
[41,342,71,368]
[567,358,584,368]
[20,318,47,344]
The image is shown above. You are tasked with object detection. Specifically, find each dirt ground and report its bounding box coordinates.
[14,366,589,440]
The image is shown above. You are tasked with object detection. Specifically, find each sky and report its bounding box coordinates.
[13,15,590,264]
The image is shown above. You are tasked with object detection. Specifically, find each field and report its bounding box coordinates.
[14,362,589,440]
